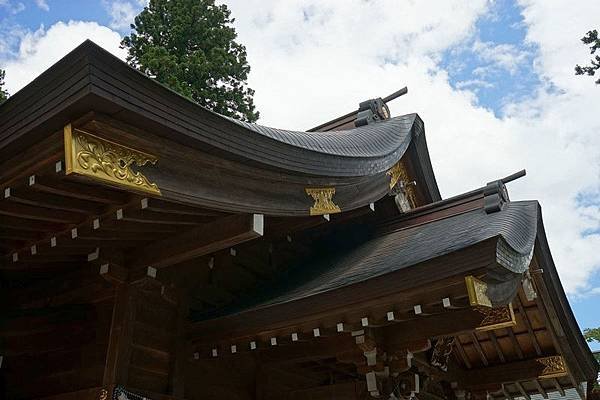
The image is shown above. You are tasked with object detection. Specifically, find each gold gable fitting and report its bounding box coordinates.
[386,161,417,208]
[305,187,341,216]
[536,355,568,379]
[465,275,492,308]
[475,304,516,331]
[64,124,161,195]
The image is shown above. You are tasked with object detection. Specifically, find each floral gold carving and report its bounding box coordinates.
[305,187,341,216]
[387,161,417,208]
[465,275,492,307]
[64,124,160,195]
[537,355,568,378]
[475,304,516,331]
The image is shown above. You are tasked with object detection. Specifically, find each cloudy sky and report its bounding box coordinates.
[1,0,599,348]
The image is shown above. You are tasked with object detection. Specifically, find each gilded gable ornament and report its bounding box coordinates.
[64,124,161,195]
[537,355,568,378]
[305,187,341,216]
[387,161,417,209]
[465,275,493,308]
[475,304,516,331]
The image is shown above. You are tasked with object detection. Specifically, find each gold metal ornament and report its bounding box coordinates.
[386,161,417,207]
[98,388,109,400]
[475,304,516,331]
[64,124,161,195]
[537,355,568,378]
[305,187,341,216]
[465,275,492,308]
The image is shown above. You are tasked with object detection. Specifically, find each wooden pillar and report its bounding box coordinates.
[169,289,189,398]
[102,278,136,386]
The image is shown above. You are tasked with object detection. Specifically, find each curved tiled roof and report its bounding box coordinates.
[225,114,416,158]
[192,200,539,321]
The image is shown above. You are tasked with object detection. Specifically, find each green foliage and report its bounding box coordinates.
[585,327,600,343]
[575,29,600,84]
[0,69,9,102]
[122,0,259,122]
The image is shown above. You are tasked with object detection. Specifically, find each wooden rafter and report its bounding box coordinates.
[128,214,264,270]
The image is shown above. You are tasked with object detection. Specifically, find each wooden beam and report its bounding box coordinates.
[0,202,83,224]
[488,331,506,363]
[515,381,531,400]
[453,338,472,369]
[384,305,515,350]
[128,214,264,270]
[506,328,524,359]
[515,298,542,356]
[28,174,128,204]
[452,355,565,390]
[533,379,548,398]
[470,333,489,366]
[3,187,103,214]
[0,215,63,232]
[119,209,214,225]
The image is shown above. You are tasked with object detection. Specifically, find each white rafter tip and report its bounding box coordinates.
[55,161,63,173]
[93,218,100,230]
[12,253,18,262]
[361,317,369,327]
[250,341,257,350]
[442,297,452,308]
[3,187,10,198]
[147,266,157,278]
[253,214,264,236]
[71,228,78,238]
[286,235,292,242]
[141,198,148,209]
[211,348,218,357]
[87,249,99,261]
[208,257,215,269]
[270,337,277,346]
[313,328,321,337]
[323,214,330,221]
[230,345,237,354]
[230,248,237,256]
[50,237,57,247]
[99,264,109,275]
[291,333,299,342]
[28,175,35,186]
[116,209,123,220]
[413,305,423,315]
[30,245,37,255]
[193,352,199,360]
[336,323,344,332]
[387,311,395,321]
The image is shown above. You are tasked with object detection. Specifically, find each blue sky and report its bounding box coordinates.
[1,0,599,352]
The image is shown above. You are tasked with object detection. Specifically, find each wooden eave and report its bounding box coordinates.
[186,193,597,398]
[0,40,439,216]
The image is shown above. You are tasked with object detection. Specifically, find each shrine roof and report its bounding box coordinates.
[0,40,437,187]
[191,195,539,322]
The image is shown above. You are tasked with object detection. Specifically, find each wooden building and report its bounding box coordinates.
[0,40,597,400]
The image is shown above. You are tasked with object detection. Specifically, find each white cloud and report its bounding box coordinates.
[0,0,25,14]
[104,0,138,31]
[455,79,495,89]
[472,40,530,74]
[2,0,599,297]
[224,0,600,295]
[1,21,125,95]
[35,0,49,11]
